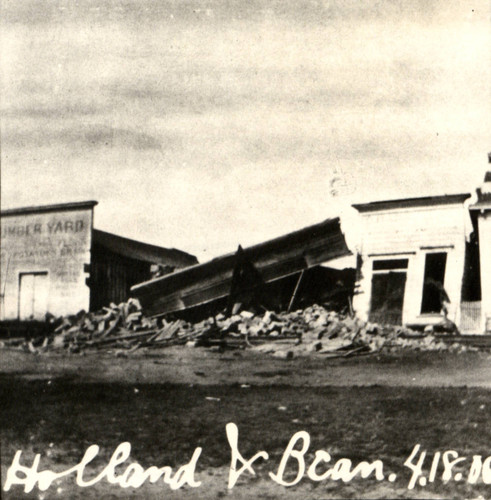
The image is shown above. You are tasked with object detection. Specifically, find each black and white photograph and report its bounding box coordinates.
[1,1,490,498]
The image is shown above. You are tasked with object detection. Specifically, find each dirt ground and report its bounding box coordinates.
[2,346,491,387]
[1,347,490,499]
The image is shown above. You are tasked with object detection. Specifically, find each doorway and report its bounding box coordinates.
[420,252,447,314]
[18,272,49,320]
[369,259,408,325]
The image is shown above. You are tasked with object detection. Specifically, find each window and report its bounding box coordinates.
[372,259,409,271]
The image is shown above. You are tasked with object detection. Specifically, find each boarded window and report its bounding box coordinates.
[369,259,408,325]
[18,272,49,320]
[420,252,447,314]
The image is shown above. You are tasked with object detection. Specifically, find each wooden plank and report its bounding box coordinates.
[287,271,305,312]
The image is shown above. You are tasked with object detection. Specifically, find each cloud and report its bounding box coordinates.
[3,124,165,151]
[1,0,444,27]
[83,127,163,150]
[2,103,103,118]
[1,0,489,261]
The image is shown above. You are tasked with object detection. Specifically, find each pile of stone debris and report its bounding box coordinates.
[0,299,473,356]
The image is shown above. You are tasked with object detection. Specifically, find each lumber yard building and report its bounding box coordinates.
[352,165,491,335]
[0,201,197,321]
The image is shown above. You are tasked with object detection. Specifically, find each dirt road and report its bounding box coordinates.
[1,348,490,499]
[1,347,491,387]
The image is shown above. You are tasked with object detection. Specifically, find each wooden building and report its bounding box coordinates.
[352,156,491,336]
[351,193,484,333]
[0,201,197,320]
[470,170,491,333]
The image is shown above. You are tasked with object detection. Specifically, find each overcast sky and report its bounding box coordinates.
[1,0,490,261]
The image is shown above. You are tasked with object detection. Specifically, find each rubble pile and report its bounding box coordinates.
[249,304,467,358]
[0,299,195,354]
[0,300,473,356]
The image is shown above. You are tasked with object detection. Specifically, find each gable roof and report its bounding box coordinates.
[92,229,198,268]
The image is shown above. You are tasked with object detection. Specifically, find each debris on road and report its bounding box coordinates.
[0,299,479,356]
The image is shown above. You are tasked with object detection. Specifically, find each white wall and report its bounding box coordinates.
[0,208,93,319]
[353,203,468,326]
[477,212,491,330]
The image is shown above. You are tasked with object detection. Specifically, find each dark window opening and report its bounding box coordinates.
[372,259,409,271]
[421,252,447,314]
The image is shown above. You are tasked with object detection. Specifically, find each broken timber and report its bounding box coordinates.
[131,217,351,318]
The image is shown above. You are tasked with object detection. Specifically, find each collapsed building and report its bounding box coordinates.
[4,161,491,339]
[131,217,354,321]
[131,165,491,336]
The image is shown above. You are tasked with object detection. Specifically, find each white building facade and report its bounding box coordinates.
[470,171,491,333]
[351,194,481,332]
[1,202,96,320]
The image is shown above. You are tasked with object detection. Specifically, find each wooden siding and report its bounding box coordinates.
[477,213,491,331]
[361,205,466,255]
[460,301,482,334]
[89,244,151,311]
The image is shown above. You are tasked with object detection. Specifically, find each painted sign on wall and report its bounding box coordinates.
[0,205,95,320]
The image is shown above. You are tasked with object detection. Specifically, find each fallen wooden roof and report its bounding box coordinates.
[131,217,351,317]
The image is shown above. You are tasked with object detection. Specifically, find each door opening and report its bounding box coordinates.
[18,272,49,320]
[369,259,408,325]
[420,253,447,314]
